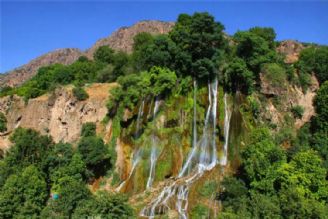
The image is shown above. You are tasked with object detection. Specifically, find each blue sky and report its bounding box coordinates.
[1,1,328,73]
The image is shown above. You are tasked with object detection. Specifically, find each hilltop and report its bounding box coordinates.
[0,20,174,88]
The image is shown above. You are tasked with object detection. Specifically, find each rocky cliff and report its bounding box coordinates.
[0,21,174,88]
[0,83,116,150]
[85,20,174,58]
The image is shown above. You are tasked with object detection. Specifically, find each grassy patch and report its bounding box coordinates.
[199,180,218,198]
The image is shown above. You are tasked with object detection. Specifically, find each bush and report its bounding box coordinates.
[81,122,96,137]
[297,46,328,84]
[0,112,7,132]
[224,58,255,94]
[190,204,209,218]
[94,46,115,64]
[72,86,89,101]
[291,105,304,119]
[261,63,287,87]
[77,136,110,178]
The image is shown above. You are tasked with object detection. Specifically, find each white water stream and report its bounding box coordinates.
[141,79,231,218]
[220,94,231,166]
[146,98,160,189]
[116,100,144,192]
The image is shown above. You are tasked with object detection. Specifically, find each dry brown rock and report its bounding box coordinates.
[86,20,174,57]
[277,40,305,63]
[0,83,116,147]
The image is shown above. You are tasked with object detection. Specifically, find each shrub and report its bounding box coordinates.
[0,112,7,132]
[94,46,115,64]
[261,63,287,87]
[72,86,88,101]
[291,105,304,119]
[81,122,96,137]
[77,136,110,178]
[190,204,209,218]
[297,46,328,84]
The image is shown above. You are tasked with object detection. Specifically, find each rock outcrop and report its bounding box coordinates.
[1,21,174,88]
[86,20,174,57]
[0,83,116,148]
[277,40,305,63]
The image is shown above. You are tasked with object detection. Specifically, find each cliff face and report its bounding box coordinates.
[277,40,305,64]
[0,83,115,148]
[0,21,174,88]
[85,20,174,57]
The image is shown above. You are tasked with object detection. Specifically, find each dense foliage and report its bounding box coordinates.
[220,127,328,219]
[297,46,328,84]
[0,128,133,218]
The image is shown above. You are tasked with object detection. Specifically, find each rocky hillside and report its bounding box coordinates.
[85,20,174,57]
[0,83,116,150]
[0,48,83,87]
[0,21,174,88]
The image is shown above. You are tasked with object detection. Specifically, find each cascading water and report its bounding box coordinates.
[116,100,144,192]
[220,93,231,166]
[211,78,218,167]
[146,98,160,189]
[179,78,218,177]
[116,149,141,192]
[179,80,198,177]
[141,78,221,218]
[135,100,145,138]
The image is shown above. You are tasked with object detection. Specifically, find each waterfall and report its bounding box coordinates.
[146,97,160,189]
[116,149,141,192]
[198,81,212,171]
[211,78,218,167]
[179,80,197,177]
[116,100,144,192]
[135,100,145,138]
[141,78,220,218]
[220,93,231,166]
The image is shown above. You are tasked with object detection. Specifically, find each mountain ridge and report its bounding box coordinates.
[0,20,174,88]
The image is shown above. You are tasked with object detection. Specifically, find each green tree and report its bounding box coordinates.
[78,136,110,178]
[0,165,47,218]
[135,35,177,71]
[297,46,328,84]
[96,64,115,82]
[241,128,286,191]
[313,81,328,128]
[149,66,177,96]
[224,58,254,94]
[276,150,328,201]
[73,192,134,219]
[279,187,328,219]
[94,46,115,64]
[170,12,227,79]
[249,27,276,48]
[81,122,97,137]
[234,30,277,74]
[41,176,91,218]
[7,128,53,169]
